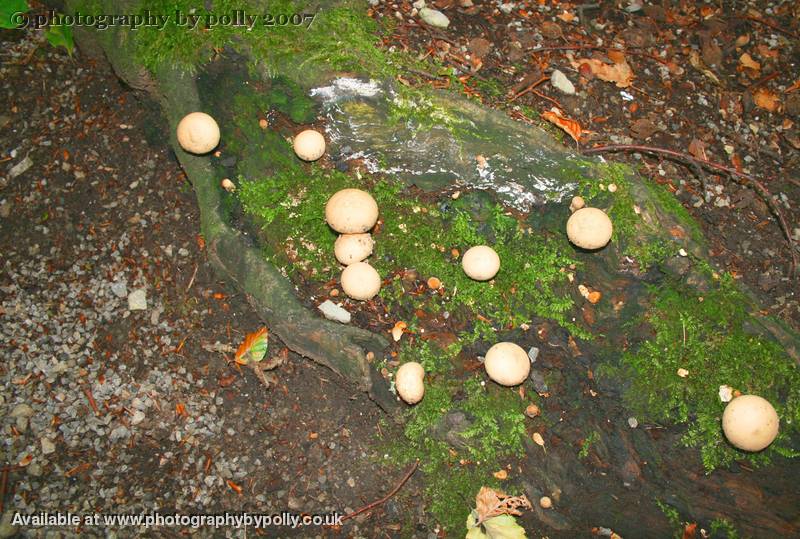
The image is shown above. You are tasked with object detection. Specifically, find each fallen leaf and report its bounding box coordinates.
[735,35,750,47]
[18,454,33,467]
[701,38,722,66]
[786,79,800,93]
[688,51,720,84]
[542,108,582,143]
[677,368,689,378]
[607,49,626,64]
[571,57,634,88]
[755,44,778,59]
[235,327,269,365]
[427,276,442,290]
[687,139,708,161]
[175,402,188,417]
[532,432,545,448]
[556,10,575,22]
[739,52,761,71]
[227,480,243,495]
[630,118,659,139]
[587,291,602,304]
[474,486,532,525]
[466,513,527,539]
[391,321,407,342]
[218,372,236,387]
[753,88,780,112]
[682,522,698,539]
[540,21,562,39]
[493,469,508,480]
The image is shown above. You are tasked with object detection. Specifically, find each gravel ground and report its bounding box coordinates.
[1,28,422,539]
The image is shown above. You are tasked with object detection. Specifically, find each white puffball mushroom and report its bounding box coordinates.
[334,233,374,265]
[325,189,379,234]
[722,394,779,452]
[221,178,236,192]
[569,196,585,213]
[176,112,220,154]
[395,362,425,404]
[293,129,326,161]
[484,342,531,386]
[340,262,381,300]
[462,245,501,281]
[566,207,613,250]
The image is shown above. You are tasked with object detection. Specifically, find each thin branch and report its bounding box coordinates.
[339,460,419,523]
[583,144,798,278]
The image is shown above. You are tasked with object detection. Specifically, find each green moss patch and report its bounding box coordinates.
[604,273,800,471]
[385,343,529,533]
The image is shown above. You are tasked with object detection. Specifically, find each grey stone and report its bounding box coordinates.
[110,281,128,298]
[8,156,33,179]
[317,300,351,324]
[127,289,147,310]
[550,69,576,95]
[419,8,449,28]
[41,437,56,455]
[11,403,34,418]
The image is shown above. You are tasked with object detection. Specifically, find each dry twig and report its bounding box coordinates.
[339,460,419,523]
[582,144,798,277]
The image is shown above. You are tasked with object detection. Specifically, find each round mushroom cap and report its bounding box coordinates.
[462,245,501,281]
[334,233,374,266]
[176,112,220,155]
[569,196,585,213]
[325,189,379,234]
[566,207,613,250]
[396,362,425,404]
[722,394,779,452]
[293,129,326,161]
[340,262,381,300]
[484,342,530,386]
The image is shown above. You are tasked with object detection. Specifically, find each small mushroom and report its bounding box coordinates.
[569,196,585,213]
[334,233,374,265]
[395,361,425,404]
[325,189,379,234]
[340,261,381,300]
[220,178,236,192]
[566,207,613,250]
[293,129,326,161]
[461,245,500,281]
[176,112,220,155]
[722,394,779,452]
[539,496,552,509]
[484,342,531,386]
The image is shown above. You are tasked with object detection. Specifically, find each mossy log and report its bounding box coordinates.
[70,1,394,410]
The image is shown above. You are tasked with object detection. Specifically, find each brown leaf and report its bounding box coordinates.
[542,109,583,143]
[468,37,491,59]
[682,523,698,539]
[227,480,243,495]
[218,372,236,387]
[235,327,268,365]
[607,49,626,65]
[753,88,780,112]
[474,486,532,525]
[630,118,659,140]
[540,21,562,39]
[687,139,708,161]
[701,38,723,66]
[571,58,633,88]
[556,10,575,22]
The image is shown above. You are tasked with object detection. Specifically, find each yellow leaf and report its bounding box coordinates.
[571,58,633,88]
[739,52,760,71]
[542,109,583,143]
[753,88,780,112]
[532,432,545,448]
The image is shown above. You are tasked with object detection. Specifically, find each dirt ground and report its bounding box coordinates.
[1,1,799,538]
